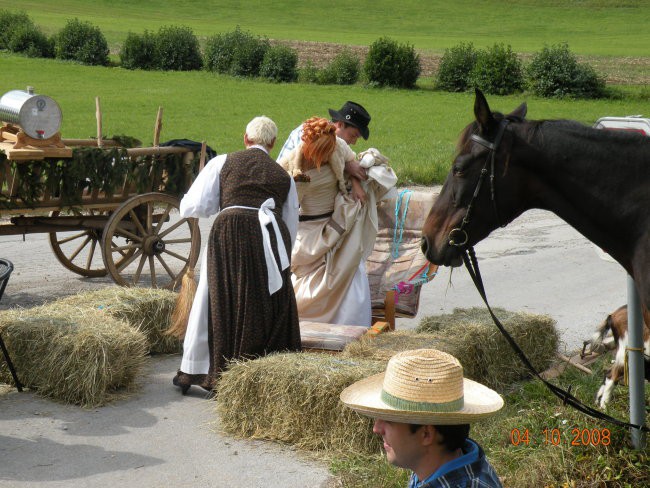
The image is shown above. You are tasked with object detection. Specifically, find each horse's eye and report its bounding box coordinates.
[452,165,464,177]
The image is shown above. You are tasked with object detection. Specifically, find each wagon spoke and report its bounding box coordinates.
[111,241,140,254]
[115,248,143,271]
[68,235,92,261]
[146,203,153,234]
[154,203,173,234]
[155,253,176,279]
[56,231,90,245]
[149,256,157,287]
[162,248,189,263]
[161,237,193,245]
[128,209,147,237]
[85,239,98,271]
[114,226,143,243]
[156,218,186,239]
[133,253,147,284]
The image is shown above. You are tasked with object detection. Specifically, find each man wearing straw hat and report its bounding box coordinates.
[340,349,504,487]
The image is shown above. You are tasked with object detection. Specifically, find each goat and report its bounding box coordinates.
[588,305,650,408]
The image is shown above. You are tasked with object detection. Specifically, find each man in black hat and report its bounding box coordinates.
[277,101,371,182]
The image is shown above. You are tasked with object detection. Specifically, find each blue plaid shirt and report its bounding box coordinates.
[407,439,502,488]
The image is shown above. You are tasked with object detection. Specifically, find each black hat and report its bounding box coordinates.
[328,101,371,140]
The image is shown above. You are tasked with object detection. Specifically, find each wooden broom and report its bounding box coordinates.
[165,142,207,339]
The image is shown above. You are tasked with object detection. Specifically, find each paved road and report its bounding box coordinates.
[0,194,629,487]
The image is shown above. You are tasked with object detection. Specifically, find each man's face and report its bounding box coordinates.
[373,419,423,471]
[334,121,362,145]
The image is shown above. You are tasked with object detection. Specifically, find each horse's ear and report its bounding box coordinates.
[509,102,527,120]
[474,88,493,129]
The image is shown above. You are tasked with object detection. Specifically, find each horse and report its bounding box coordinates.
[420,89,650,312]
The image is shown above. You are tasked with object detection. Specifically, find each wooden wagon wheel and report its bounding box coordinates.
[48,209,109,277]
[101,192,201,289]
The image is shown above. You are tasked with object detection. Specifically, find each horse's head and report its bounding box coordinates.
[421,89,528,266]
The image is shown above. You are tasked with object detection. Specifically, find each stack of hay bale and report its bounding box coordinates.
[0,287,179,407]
[215,307,560,456]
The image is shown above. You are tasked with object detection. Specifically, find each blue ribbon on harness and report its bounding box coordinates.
[391,189,412,259]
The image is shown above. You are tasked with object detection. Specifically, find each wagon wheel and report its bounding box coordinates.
[101,192,201,289]
[49,208,110,277]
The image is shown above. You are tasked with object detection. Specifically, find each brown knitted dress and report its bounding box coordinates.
[205,148,301,379]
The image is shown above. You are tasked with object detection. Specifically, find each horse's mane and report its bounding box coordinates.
[458,113,649,155]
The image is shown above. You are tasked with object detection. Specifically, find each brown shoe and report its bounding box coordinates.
[172,370,215,395]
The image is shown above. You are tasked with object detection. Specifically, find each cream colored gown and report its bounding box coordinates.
[285,142,397,326]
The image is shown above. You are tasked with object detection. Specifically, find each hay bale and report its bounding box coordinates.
[216,352,385,455]
[0,305,148,407]
[56,287,180,354]
[417,307,518,332]
[342,308,559,391]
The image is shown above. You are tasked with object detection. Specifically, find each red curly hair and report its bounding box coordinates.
[301,117,336,170]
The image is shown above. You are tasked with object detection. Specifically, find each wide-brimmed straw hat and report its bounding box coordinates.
[328,101,371,140]
[340,349,504,425]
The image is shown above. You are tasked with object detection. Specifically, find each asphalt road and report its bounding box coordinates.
[0,193,630,487]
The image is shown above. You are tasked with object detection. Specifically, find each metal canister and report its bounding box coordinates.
[0,87,62,139]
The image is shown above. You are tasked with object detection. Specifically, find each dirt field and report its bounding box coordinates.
[276,39,650,85]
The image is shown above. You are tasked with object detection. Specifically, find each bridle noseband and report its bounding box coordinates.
[448,119,509,248]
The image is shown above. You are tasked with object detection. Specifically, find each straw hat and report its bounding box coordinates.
[340,349,504,425]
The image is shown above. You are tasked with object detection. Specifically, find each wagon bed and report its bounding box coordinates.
[1,125,204,289]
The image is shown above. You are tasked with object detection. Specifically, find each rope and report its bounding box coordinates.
[624,346,645,386]
[391,189,412,259]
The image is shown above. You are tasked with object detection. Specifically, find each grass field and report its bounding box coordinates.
[12,0,650,56]
[2,54,649,185]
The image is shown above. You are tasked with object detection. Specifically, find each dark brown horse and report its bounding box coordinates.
[421,89,650,310]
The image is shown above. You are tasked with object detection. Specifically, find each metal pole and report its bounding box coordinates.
[627,275,646,449]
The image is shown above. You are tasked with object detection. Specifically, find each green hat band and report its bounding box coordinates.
[381,389,464,413]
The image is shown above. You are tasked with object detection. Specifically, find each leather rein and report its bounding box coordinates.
[450,119,649,433]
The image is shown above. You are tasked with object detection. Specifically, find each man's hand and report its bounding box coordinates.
[350,178,367,204]
[344,159,368,181]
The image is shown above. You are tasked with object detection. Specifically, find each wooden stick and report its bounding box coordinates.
[95,97,103,148]
[557,353,593,374]
[199,141,207,171]
[153,106,163,147]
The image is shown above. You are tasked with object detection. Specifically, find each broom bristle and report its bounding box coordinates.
[165,268,197,339]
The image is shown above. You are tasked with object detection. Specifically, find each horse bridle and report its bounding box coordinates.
[448,118,510,248]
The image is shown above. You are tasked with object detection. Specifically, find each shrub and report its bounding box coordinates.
[527,43,606,99]
[120,31,157,70]
[298,60,319,83]
[0,9,33,50]
[204,27,269,77]
[155,25,202,71]
[318,49,360,85]
[470,43,523,95]
[436,42,478,92]
[54,18,109,66]
[364,37,421,88]
[7,24,54,58]
[260,44,298,82]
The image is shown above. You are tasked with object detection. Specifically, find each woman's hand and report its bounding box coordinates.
[344,159,368,181]
[350,178,367,204]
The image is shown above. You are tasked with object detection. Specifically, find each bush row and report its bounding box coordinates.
[1,10,607,98]
[436,41,606,99]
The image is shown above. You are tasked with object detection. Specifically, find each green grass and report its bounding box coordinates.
[2,54,649,185]
[330,355,650,488]
[10,0,650,56]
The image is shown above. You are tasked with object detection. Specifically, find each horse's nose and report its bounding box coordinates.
[420,236,429,256]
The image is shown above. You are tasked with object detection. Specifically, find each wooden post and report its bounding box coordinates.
[95,97,103,148]
[199,141,207,171]
[153,106,163,147]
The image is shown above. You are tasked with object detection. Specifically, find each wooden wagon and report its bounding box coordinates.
[0,103,204,289]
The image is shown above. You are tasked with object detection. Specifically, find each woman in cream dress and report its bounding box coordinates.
[279,117,396,327]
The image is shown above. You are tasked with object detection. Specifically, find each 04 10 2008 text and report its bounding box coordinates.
[509,427,611,447]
